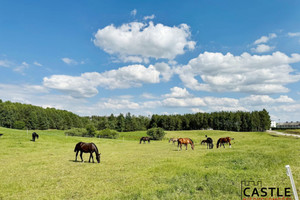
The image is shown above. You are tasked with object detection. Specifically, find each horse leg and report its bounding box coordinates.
[185,144,188,150]
[89,153,94,163]
[80,151,84,162]
[75,151,79,161]
[229,142,232,148]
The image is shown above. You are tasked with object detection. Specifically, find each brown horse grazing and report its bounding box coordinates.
[140,137,152,144]
[216,137,234,148]
[74,142,101,163]
[169,138,178,145]
[177,138,194,150]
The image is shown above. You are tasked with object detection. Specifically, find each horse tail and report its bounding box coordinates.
[216,138,220,148]
[189,138,194,144]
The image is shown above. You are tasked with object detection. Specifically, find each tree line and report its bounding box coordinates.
[0,99,270,132]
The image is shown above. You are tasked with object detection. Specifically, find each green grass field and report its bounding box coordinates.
[0,127,299,200]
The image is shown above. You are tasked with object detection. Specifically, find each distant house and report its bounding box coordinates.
[270,121,276,128]
[276,121,300,129]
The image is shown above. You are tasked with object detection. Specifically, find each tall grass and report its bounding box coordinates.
[0,127,299,199]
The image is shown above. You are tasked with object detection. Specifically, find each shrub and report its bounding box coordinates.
[96,129,119,139]
[13,121,26,130]
[147,127,165,140]
[65,128,87,137]
[86,124,96,137]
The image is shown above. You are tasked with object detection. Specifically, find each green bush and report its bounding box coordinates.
[86,124,96,137]
[146,127,165,140]
[13,121,26,130]
[96,128,119,139]
[65,128,87,137]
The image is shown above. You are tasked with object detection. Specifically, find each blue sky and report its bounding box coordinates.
[1,0,300,122]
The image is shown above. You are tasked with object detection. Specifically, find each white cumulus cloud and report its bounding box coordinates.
[251,44,275,53]
[164,87,191,98]
[254,33,277,45]
[93,21,196,62]
[177,51,300,94]
[43,64,162,98]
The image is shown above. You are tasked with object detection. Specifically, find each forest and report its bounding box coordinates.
[0,99,270,132]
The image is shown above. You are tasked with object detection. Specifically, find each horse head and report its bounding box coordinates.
[189,138,195,150]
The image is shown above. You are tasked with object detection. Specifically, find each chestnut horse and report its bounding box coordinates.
[216,137,234,148]
[140,137,152,144]
[74,142,101,163]
[178,138,194,150]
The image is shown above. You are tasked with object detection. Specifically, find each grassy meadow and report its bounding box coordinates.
[0,127,299,199]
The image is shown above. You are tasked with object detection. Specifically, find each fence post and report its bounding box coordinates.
[286,165,299,200]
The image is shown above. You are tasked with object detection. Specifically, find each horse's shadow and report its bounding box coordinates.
[69,160,98,164]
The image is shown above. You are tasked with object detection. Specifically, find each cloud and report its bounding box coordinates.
[240,95,294,106]
[140,93,157,99]
[177,51,300,94]
[153,62,173,81]
[251,44,275,53]
[13,62,29,74]
[0,60,11,67]
[131,9,137,16]
[93,21,196,62]
[288,32,300,37]
[0,83,48,104]
[163,87,191,98]
[43,75,99,98]
[33,61,42,67]
[162,97,206,107]
[254,33,277,45]
[144,14,155,20]
[100,98,140,110]
[62,57,78,65]
[43,64,162,98]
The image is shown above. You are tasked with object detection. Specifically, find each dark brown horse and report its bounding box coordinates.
[178,138,194,150]
[169,138,178,145]
[31,132,39,142]
[216,137,233,148]
[74,142,101,163]
[140,137,152,144]
[201,138,213,149]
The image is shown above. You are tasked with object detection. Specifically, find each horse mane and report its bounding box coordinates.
[74,142,82,152]
[91,143,99,154]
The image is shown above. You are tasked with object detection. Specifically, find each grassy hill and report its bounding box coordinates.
[0,127,299,199]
